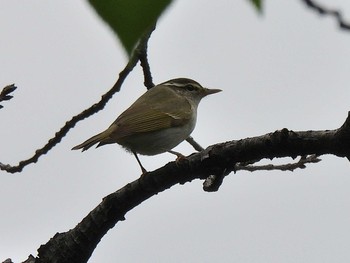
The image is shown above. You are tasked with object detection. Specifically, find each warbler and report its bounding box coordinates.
[72,78,221,173]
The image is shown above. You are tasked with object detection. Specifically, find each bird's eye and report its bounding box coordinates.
[185,84,195,91]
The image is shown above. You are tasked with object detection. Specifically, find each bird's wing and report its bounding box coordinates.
[111,93,193,139]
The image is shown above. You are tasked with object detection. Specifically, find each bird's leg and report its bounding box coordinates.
[133,152,147,175]
[168,150,185,159]
[168,150,188,167]
[168,150,189,168]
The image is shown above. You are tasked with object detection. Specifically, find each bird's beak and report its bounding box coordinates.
[203,88,222,96]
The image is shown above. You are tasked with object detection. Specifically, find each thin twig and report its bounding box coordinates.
[0,84,17,109]
[202,153,321,192]
[302,0,350,30]
[0,27,156,174]
[138,24,155,89]
[236,154,321,172]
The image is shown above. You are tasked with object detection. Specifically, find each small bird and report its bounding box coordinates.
[72,78,221,173]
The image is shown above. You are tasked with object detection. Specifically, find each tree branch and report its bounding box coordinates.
[202,154,321,192]
[301,0,350,30]
[138,24,155,89]
[32,112,350,263]
[0,84,17,109]
[0,27,156,174]
[236,154,321,172]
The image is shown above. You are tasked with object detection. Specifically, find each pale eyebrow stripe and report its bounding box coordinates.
[163,82,201,88]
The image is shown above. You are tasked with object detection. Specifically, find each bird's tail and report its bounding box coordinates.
[72,130,109,151]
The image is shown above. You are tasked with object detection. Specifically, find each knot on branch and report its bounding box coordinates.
[335,111,350,160]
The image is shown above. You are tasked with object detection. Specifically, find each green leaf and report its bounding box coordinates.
[88,0,173,56]
[249,0,263,13]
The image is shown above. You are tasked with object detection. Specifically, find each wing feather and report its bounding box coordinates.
[110,87,193,140]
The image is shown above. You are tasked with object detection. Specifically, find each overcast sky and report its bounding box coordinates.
[1,0,350,262]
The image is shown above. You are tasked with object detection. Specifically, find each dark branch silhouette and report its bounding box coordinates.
[302,0,350,30]
[32,112,350,263]
[0,84,16,109]
[138,33,154,89]
[0,27,156,174]
[236,154,321,172]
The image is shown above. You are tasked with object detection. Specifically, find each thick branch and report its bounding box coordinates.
[34,112,350,263]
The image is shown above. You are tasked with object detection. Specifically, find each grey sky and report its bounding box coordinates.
[1,0,350,262]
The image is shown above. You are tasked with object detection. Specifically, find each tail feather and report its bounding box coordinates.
[72,131,107,151]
